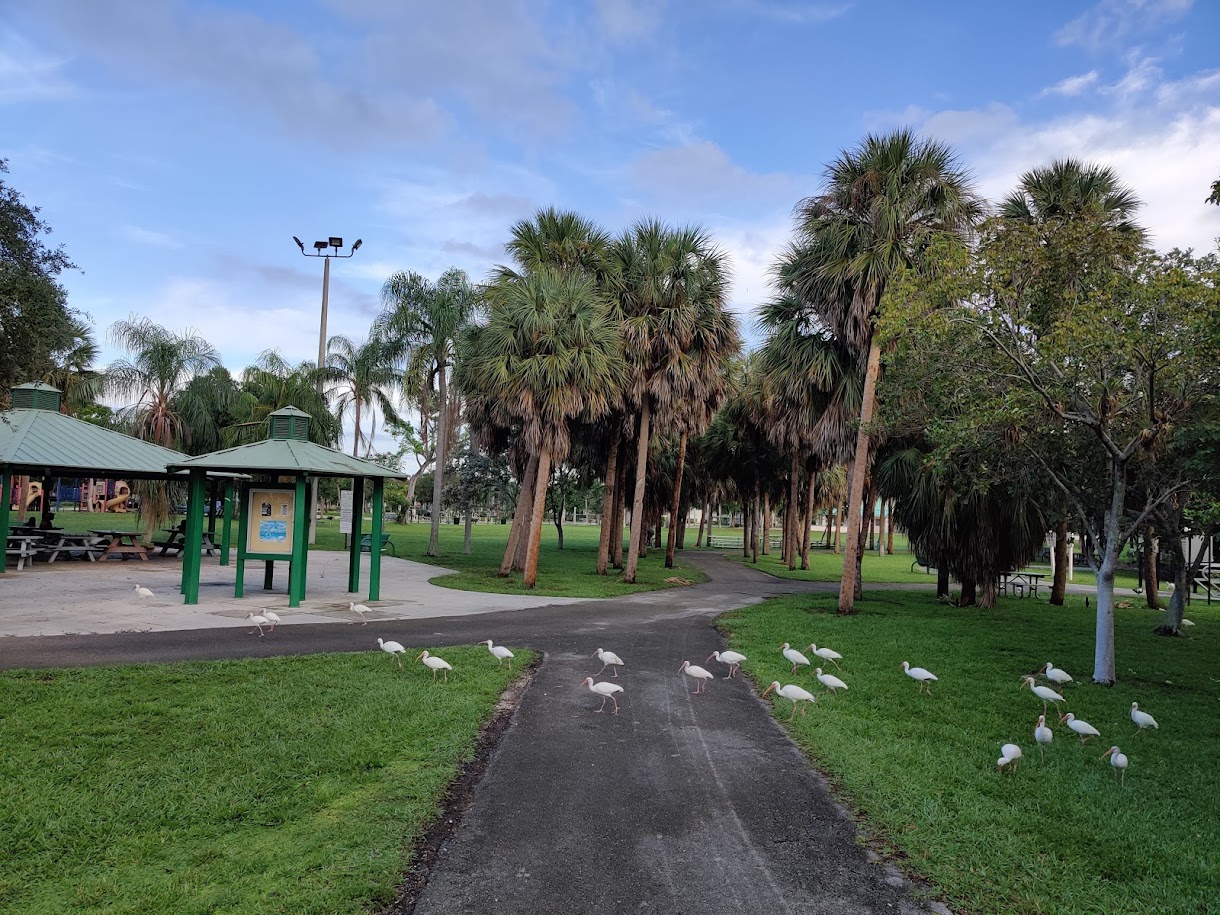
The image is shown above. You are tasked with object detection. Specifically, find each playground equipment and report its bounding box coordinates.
[79,479,132,513]
[23,480,42,511]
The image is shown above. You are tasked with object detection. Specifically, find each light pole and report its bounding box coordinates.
[294,235,362,543]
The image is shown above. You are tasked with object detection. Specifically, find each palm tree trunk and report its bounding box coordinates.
[960,577,977,606]
[936,560,951,598]
[677,493,690,549]
[624,401,651,584]
[886,501,895,554]
[760,492,770,557]
[839,340,882,614]
[427,363,448,557]
[787,454,800,569]
[612,457,627,569]
[596,435,621,575]
[801,467,816,570]
[352,398,363,458]
[696,498,708,548]
[523,448,551,589]
[665,430,688,568]
[1050,521,1069,605]
[750,486,761,563]
[1144,529,1160,609]
[499,452,538,576]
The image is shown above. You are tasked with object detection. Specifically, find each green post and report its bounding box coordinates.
[347,477,364,592]
[183,470,206,604]
[220,480,234,566]
[369,477,384,601]
[0,470,11,573]
[235,483,248,598]
[288,475,308,607]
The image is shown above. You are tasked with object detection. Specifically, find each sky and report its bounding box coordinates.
[3,0,1219,377]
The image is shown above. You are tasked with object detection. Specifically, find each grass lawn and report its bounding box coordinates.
[718,591,1219,914]
[0,646,533,915]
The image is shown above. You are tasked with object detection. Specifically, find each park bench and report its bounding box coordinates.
[707,535,739,549]
[911,552,934,574]
[5,534,43,570]
[359,532,396,556]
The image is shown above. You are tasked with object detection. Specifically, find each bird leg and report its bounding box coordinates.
[788,703,797,721]
[610,696,619,715]
[597,695,607,713]
[611,666,618,678]
[396,657,402,669]
[443,670,448,683]
[597,662,607,676]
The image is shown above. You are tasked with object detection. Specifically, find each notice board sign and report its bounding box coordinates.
[339,489,353,534]
[247,487,295,555]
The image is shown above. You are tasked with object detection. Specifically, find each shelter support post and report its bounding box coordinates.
[182,470,206,604]
[235,483,249,598]
[369,478,384,601]
[220,481,233,566]
[0,470,10,573]
[264,562,274,590]
[348,477,365,592]
[288,475,308,607]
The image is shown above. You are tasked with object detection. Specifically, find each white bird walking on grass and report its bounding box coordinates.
[1035,715,1054,758]
[1044,662,1074,686]
[1130,702,1159,731]
[579,677,623,715]
[246,612,269,637]
[417,650,452,682]
[593,648,624,678]
[706,650,747,678]
[816,668,848,695]
[481,640,514,668]
[780,642,810,674]
[901,661,938,695]
[1060,712,1100,745]
[1020,676,1066,714]
[761,681,817,720]
[807,643,843,668]
[349,602,372,625]
[263,610,281,633]
[1101,745,1130,785]
[377,638,406,668]
[678,660,715,694]
[131,584,153,602]
[997,743,1023,773]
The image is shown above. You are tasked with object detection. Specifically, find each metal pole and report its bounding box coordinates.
[308,256,330,546]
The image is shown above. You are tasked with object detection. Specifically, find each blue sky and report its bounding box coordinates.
[3,0,1219,375]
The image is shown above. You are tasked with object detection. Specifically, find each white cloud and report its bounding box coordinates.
[1055,0,1192,50]
[629,140,804,211]
[120,225,183,249]
[596,0,661,43]
[1041,71,1100,97]
[0,29,75,104]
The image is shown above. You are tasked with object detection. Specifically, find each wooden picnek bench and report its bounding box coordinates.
[359,532,396,556]
[5,534,43,570]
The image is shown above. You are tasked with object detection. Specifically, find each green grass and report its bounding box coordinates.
[718,591,1220,914]
[0,647,533,915]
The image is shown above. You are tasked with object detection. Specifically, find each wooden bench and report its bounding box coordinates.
[5,534,43,570]
[359,532,396,556]
[707,535,740,549]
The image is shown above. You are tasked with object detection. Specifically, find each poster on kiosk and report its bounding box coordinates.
[247,488,295,555]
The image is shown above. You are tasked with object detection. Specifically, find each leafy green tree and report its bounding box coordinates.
[1207,176,1219,206]
[323,334,401,459]
[231,350,339,446]
[40,317,102,415]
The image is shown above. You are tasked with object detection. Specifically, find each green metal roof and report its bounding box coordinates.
[167,438,407,479]
[0,407,190,478]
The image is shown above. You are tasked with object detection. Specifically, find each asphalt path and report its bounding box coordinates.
[0,553,947,914]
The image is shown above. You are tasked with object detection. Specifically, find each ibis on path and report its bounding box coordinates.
[815,668,848,695]
[901,661,938,696]
[1130,702,1159,731]
[678,660,714,694]
[349,602,372,625]
[418,650,453,682]
[481,640,514,668]
[593,648,624,678]
[761,681,817,720]
[1044,662,1074,686]
[706,649,747,678]
[245,612,269,637]
[377,638,406,668]
[780,642,810,674]
[131,585,153,602]
[1101,745,1130,785]
[1060,712,1101,745]
[263,609,281,633]
[579,677,623,714]
[1034,715,1054,758]
[807,643,843,668]
[997,743,1023,773]
[1020,676,1065,714]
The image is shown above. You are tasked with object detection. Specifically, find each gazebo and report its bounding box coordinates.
[167,407,407,607]
[0,383,194,573]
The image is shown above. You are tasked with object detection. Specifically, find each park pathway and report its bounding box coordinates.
[0,554,947,914]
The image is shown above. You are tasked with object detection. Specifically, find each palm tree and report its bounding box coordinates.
[323,334,402,459]
[460,268,624,587]
[378,268,481,556]
[789,130,982,612]
[42,317,102,415]
[231,350,339,446]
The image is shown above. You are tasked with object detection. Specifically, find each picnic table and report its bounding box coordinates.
[5,533,42,570]
[1000,570,1045,598]
[154,527,217,557]
[91,529,149,562]
[44,532,105,563]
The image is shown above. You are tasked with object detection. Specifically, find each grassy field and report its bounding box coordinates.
[718,591,1219,915]
[0,646,532,915]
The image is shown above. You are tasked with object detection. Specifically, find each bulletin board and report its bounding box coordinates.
[246,486,296,555]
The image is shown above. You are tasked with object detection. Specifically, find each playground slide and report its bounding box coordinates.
[102,492,131,512]
[24,482,43,510]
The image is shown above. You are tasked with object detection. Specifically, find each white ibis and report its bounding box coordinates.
[349,602,372,625]
[761,681,816,719]
[579,676,623,714]
[780,642,810,674]
[1044,662,1074,686]
[1101,745,1129,785]
[815,668,848,695]
[1060,712,1100,745]
[377,637,406,668]
[245,612,269,637]
[263,610,281,633]
[1182,618,1195,627]
[678,660,714,694]
[706,649,747,678]
[1034,715,1054,758]
[997,754,1018,773]
[131,584,153,602]
[1130,702,1159,731]
[1020,676,1065,714]
[481,640,514,668]
[807,643,843,668]
[901,661,938,695]
[997,743,1023,773]
[417,650,452,682]
[593,648,624,678]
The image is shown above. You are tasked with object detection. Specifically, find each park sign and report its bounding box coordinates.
[339,488,353,535]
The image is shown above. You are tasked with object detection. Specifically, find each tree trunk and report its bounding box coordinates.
[596,435,621,575]
[1050,521,1068,606]
[867,502,876,552]
[751,489,760,563]
[886,502,895,554]
[876,499,887,555]
[1157,534,1188,635]
[978,577,998,609]
[1144,529,1160,609]
[624,401,651,584]
[677,494,690,549]
[742,500,750,557]
[833,495,844,554]
[936,561,950,599]
[553,481,565,550]
[427,364,448,557]
[960,577,977,606]
[523,449,552,589]
[696,499,708,548]
[1092,460,1125,684]
[464,507,472,554]
[499,452,538,576]
[352,398,363,458]
[612,457,627,569]
[760,491,770,557]
[665,430,688,568]
[838,340,881,613]
[853,478,871,601]
[801,467,816,570]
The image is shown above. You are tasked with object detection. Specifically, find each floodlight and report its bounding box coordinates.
[328,236,343,248]
[314,240,328,250]
[351,238,362,252]
[292,236,304,251]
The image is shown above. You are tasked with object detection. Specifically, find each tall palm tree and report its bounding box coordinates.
[323,334,402,459]
[460,268,624,587]
[42,317,102,415]
[231,350,339,446]
[378,268,481,555]
[789,130,982,612]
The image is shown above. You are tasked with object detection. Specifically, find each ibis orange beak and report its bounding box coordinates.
[762,684,774,697]
[415,651,425,661]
